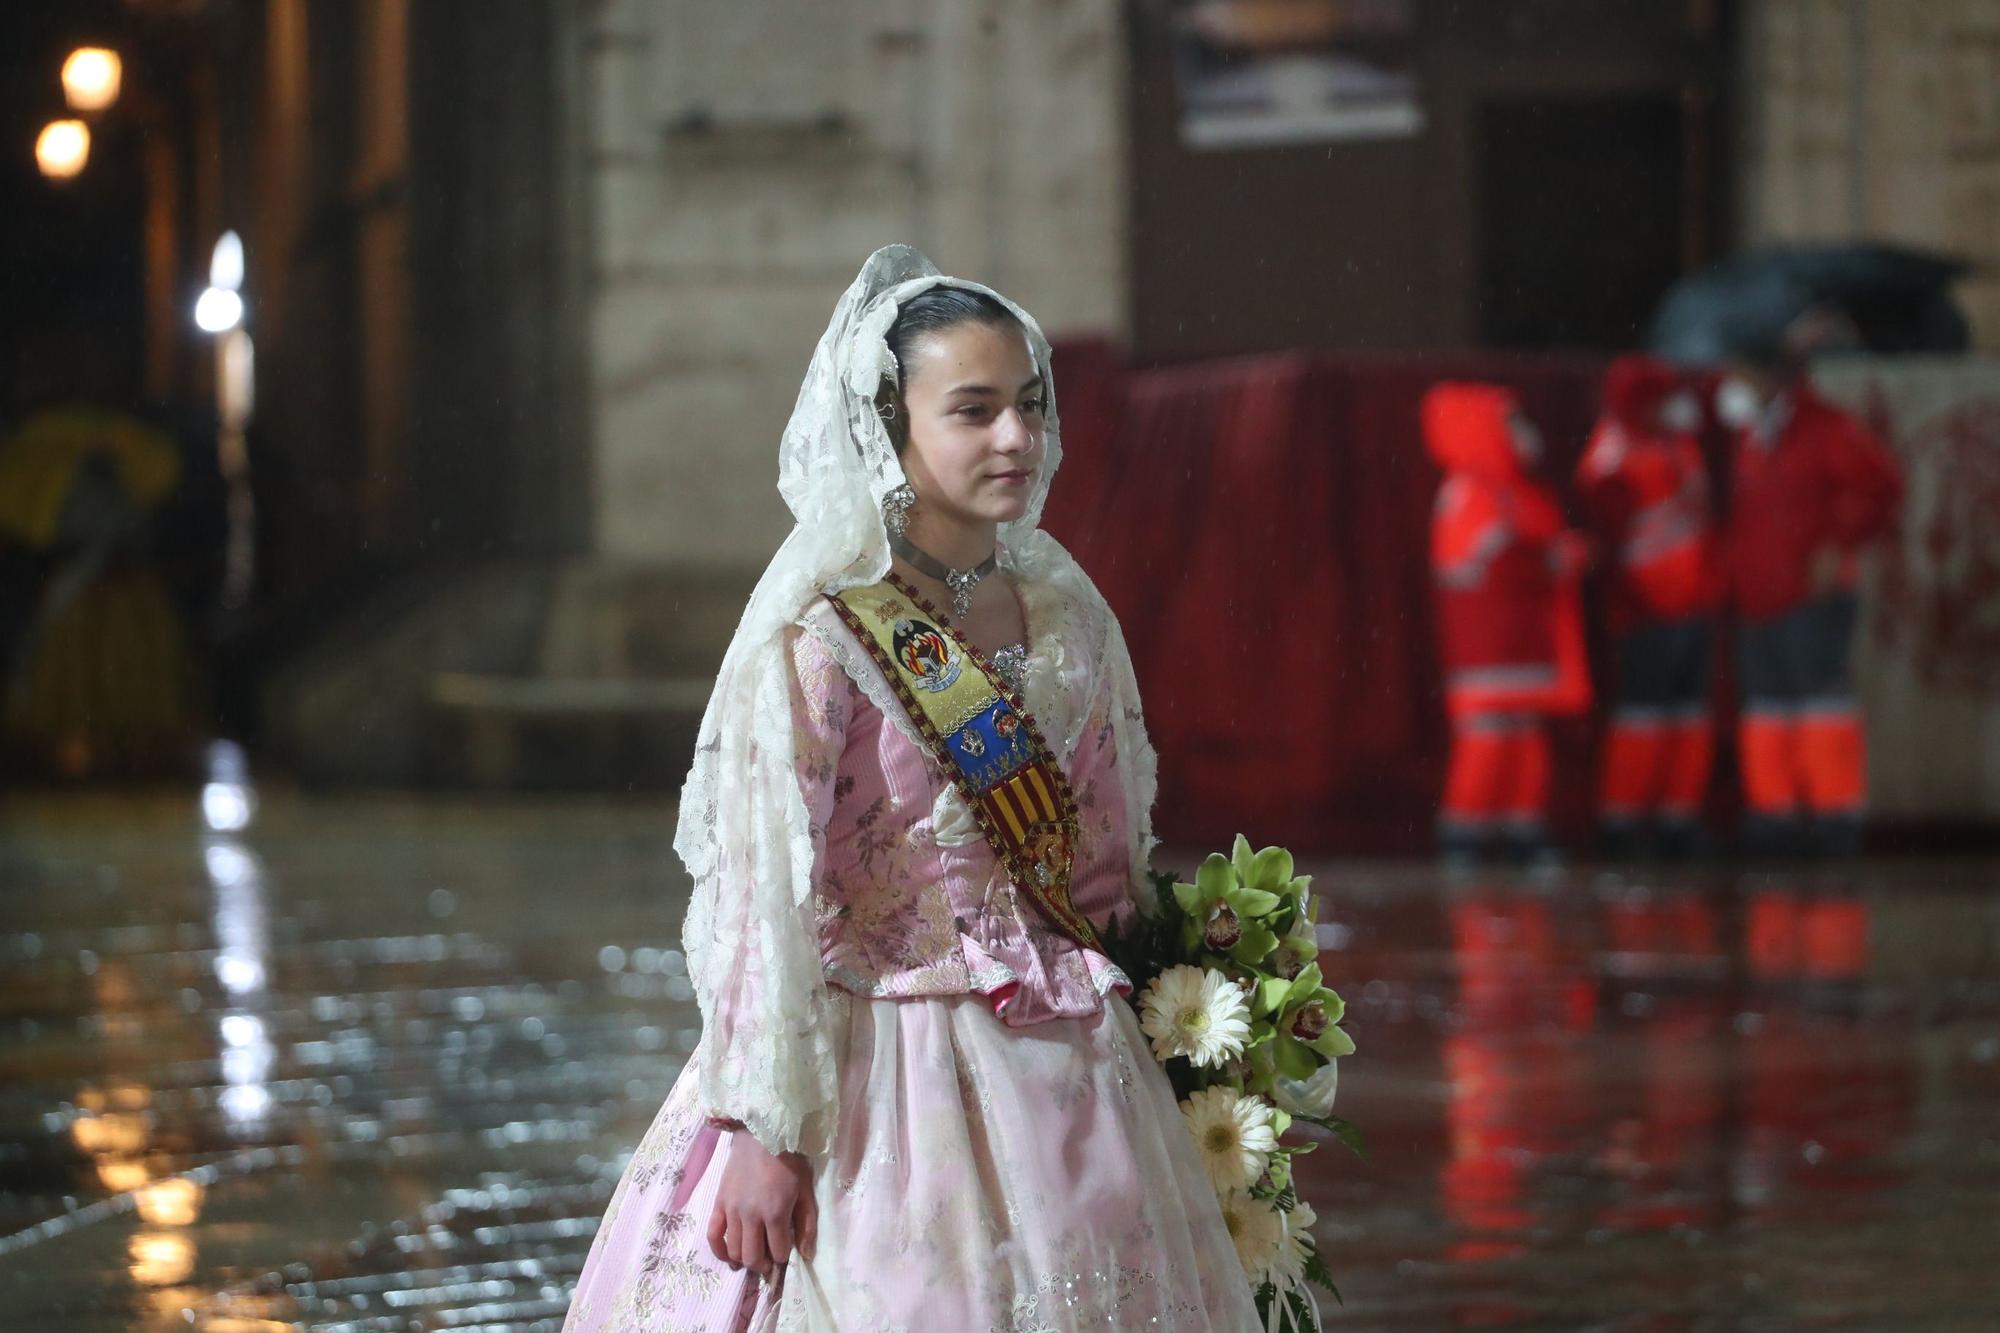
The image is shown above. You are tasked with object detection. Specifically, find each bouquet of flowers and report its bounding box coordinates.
[1103,836,1360,1332]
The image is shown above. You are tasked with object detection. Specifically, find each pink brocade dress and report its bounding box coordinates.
[561,591,1259,1332]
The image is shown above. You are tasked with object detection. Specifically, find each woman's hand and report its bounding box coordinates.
[706,1131,817,1280]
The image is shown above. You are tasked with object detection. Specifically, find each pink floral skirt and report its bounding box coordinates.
[561,993,1259,1331]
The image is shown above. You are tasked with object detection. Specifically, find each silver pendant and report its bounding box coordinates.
[947,569,980,621]
[991,644,1028,690]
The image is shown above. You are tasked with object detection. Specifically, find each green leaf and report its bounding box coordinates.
[1319,989,1346,1025]
[1254,975,1293,1017]
[1230,834,1255,878]
[1284,962,1324,1007]
[1301,1244,1343,1307]
[1269,1106,1292,1137]
[1170,879,1205,914]
[1293,1112,1368,1160]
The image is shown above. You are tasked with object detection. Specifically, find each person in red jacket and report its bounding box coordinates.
[1575,355,1720,858]
[1424,382,1591,867]
[1715,356,1902,856]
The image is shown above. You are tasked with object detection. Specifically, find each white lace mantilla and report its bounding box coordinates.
[674,246,1157,1159]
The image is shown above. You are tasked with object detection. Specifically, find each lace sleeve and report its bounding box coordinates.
[682,624,851,1158]
[1052,570,1159,919]
[1098,597,1160,914]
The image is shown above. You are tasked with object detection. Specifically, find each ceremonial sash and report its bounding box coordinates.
[825,577,1098,950]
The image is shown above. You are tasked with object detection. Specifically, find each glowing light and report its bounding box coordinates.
[215,952,266,994]
[194,288,245,335]
[71,1112,149,1155]
[62,48,122,112]
[202,782,255,833]
[219,1083,272,1128]
[218,328,255,427]
[97,1158,152,1193]
[204,842,257,888]
[129,1231,195,1286]
[36,120,90,180]
[136,1177,204,1227]
[217,1009,274,1132]
[205,839,268,996]
[210,230,245,290]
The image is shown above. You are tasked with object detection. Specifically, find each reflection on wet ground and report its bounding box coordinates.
[1,789,1997,1331]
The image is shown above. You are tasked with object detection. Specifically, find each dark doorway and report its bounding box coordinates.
[1475,96,1692,350]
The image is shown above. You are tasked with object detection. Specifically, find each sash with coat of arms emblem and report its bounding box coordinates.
[825,576,1099,951]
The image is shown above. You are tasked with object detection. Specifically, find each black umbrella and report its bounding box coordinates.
[1648,243,1971,367]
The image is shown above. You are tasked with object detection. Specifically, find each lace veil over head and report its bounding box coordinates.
[675,245,1154,1156]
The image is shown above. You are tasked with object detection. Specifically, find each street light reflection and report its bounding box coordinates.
[129,1230,195,1286]
[136,1177,206,1228]
[203,753,274,1136]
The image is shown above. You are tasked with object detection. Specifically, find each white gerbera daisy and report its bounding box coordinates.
[1138,965,1250,1068]
[1216,1189,1285,1282]
[1269,1199,1318,1288]
[1180,1085,1278,1193]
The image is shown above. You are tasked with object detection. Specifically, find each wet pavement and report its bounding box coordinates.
[1,785,1997,1331]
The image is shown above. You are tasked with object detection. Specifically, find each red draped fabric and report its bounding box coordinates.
[1045,344,1607,853]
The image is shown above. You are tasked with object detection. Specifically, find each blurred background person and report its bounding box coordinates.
[1574,355,1720,860]
[1716,343,1903,857]
[0,335,200,779]
[1424,382,1591,869]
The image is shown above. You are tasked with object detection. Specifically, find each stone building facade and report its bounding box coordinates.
[1742,0,2000,345]
[578,0,1127,565]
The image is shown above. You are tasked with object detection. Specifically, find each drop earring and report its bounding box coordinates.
[882,483,916,536]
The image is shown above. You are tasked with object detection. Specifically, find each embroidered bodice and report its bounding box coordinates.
[785,576,1140,1025]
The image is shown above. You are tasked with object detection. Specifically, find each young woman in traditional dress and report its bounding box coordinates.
[561,246,1258,1331]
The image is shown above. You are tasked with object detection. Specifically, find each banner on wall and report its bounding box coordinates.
[1170,0,1424,149]
[1815,357,2000,821]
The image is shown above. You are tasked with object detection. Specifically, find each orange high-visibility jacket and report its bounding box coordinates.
[1575,355,1719,632]
[1423,382,1591,718]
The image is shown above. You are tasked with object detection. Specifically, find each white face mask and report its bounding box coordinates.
[1657,392,1701,434]
[1715,378,1764,430]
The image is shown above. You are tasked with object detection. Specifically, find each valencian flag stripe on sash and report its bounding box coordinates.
[826,577,1099,951]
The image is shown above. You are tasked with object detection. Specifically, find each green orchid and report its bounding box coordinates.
[1252,962,1354,1081]
[1229,833,1307,905]
[1267,889,1320,980]
[1171,842,1283,966]
[1107,837,1357,1320]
